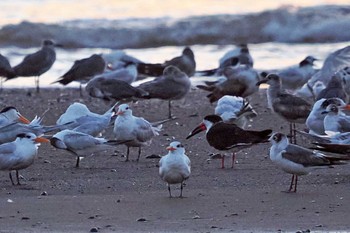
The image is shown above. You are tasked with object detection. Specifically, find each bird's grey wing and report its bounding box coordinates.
[133,118,155,142]
[337,116,350,132]
[138,76,176,99]
[0,142,16,155]
[64,133,103,150]
[282,144,330,166]
[273,94,311,120]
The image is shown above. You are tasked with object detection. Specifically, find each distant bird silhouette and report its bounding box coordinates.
[0,54,15,89]
[219,44,254,68]
[53,54,106,95]
[137,47,196,77]
[6,40,61,93]
[138,65,191,118]
[186,115,272,168]
[256,74,312,144]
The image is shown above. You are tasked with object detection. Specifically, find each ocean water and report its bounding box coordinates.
[0,1,349,88]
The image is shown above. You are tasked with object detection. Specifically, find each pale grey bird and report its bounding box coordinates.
[0,133,49,185]
[113,104,161,162]
[96,61,138,84]
[137,47,196,77]
[316,74,349,103]
[0,106,30,127]
[50,129,125,168]
[198,64,260,103]
[102,50,143,71]
[277,56,318,91]
[269,132,348,192]
[322,104,350,136]
[138,65,191,118]
[306,98,345,135]
[7,40,61,93]
[159,141,191,198]
[219,44,254,68]
[53,54,106,95]
[256,74,312,144]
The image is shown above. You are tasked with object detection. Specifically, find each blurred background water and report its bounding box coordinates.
[0,0,349,88]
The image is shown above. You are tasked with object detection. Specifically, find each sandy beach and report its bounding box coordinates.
[0,87,349,233]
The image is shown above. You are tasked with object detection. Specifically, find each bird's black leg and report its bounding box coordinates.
[16,170,21,185]
[75,156,80,168]
[168,184,172,198]
[231,153,236,168]
[179,182,184,198]
[221,156,225,169]
[35,76,40,93]
[168,100,172,119]
[9,171,15,185]
[125,147,130,162]
[136,147,141,162]
[293,123,297,144]
[293,175,298,192]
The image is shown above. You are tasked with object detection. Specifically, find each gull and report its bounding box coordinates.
[277,56,318,92]
[322,104,350,135]
[316,74,349,103]
[256,74,312,144]
[186,115,272,168]
[0,132,49,185]
[53,54,106,95]
[50,129,125,168]
[97,61,138,84]
[102,50,143,71]
[138,65,191,118]
[56,102,117,137]
[113,104,161,162]
[0,106,30,127]
[6,39,61,93]
[0,54,15,89]
[214,95,257,129]
[197,64,260,103]
[337,66,350,97]
[159,141,191,198]
[219,44,254,68]
[305,98,345,135]
[268,132,348,192]
[137,47,196,77]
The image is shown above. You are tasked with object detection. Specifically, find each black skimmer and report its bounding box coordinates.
[53,54,106,95]
[256,73,312,144]
[0,133,49,185]
[137,47,196,77]
[7,39,61,93]
[186,115,272,168]
[159,141,191,198]
[269,132,349,192]
[138,65,191,118]
[113,104,161,162]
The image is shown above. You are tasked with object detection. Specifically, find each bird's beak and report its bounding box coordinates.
[54,43,64,48]
[256,78,268,86]
[186,123,206,139]
[18,114,31,124]
[116,110,124,116]
[341,105,350,111]
[34,137,50,143]
[166,146,176,151]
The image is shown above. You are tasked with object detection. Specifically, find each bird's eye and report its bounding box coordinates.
[273,135,278,141]
[177,144,183,148]
[126,107,129,110]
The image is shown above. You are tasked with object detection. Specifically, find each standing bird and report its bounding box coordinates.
[186,115,272,168]
[53,54,106,95]
[277,56,318,92]
[50,129,125,168]
[7,40,61,93]
[0,133,49,185]
[0,54,15,89]
[113,104,161,162]
[256,74,312,144]
[137,47,196,77]
[268,132,348,192]
[159,141,191,198]
[138,65,191,118]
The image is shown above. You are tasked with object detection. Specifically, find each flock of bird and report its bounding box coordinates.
[0,40,350,196]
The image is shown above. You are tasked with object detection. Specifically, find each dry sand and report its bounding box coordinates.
[0,87,349,233]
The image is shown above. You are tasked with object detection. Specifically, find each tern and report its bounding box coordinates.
[0,106,31,127]
[113,104,161,162]
[268,132,348,192]
[159,141,191,198]
[138,65,191,118]
[186,115,272,168]
[322,104,350,135]
[7,40,61,93]
[0,133,49,185]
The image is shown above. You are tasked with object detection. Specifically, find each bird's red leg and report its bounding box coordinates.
[231,152,236,168]
[221,156,225,169]
[288,174,295,192]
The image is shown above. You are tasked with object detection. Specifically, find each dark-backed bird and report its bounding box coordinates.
[269,132,348,193]
[198,63,260,103]
[186,115,272,168]
[0,54,15,89]
[138,65,191,118]
[256,74,312,144]
[159,141,191,198]
[316,74,349,103]
[113,104,161,162]
[53,54,106,95]
[137,47,196,77]
[219,44,254,68]
[0,133,49,185]
[7,39,61,93]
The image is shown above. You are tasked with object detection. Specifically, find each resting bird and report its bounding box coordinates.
[159,141,191,198]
